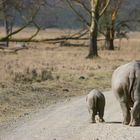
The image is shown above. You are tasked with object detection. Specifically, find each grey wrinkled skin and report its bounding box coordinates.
[112,60,140,126]
[86,89,105,123]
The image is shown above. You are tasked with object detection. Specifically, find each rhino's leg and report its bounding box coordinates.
[98,101,105,122]
[130,77,140,126]
[87,98,96,123]
[120,101,130,125]
[129,101,140,126]
[98,112,105,122]
[89,109,96,123]
[135,111,140,125]
[137,111,140,123]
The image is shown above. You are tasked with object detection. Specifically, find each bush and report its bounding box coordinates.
[13,67,53,83]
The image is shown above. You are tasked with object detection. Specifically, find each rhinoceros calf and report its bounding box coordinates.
[112,60,140,126]
[86,89,105,123]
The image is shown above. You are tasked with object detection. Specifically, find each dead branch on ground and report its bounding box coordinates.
[6,29,89,44]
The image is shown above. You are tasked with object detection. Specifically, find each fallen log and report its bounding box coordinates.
[8,36,88,43]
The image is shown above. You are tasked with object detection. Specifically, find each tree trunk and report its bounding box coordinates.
[109,38,114,50]
[87,23,98,58]
[4,19,10,47]
[105,27,110,50]
[105,27,114,50]
[109,24,115,50]
[86,0,99,58]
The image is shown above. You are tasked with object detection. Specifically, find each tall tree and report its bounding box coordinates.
[99,0,124,50]
[87,0,110,58]
[105,0,124,50]
[64,0,110,58]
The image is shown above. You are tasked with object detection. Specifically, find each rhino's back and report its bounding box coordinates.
[87,89,104,100]
[86,89,105,107]
[112,60,140,90]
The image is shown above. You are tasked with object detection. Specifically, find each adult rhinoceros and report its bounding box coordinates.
[112,60,140,126]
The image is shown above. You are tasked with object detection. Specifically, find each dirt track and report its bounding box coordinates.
[0,91,140,140]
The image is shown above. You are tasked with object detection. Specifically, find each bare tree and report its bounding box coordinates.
[87,0,110,58]
[103,0,124,50]
[0,0,45,43]
[64,0,110,58]
[0,0,15,47]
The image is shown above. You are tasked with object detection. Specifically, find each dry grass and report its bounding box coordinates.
[0,28,139,123]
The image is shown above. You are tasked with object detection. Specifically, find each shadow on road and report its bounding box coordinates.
[105,121,122,124]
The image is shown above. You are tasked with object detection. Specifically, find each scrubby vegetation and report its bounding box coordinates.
[0,29,139,123]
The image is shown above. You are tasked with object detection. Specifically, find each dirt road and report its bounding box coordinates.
[0,91,140,140]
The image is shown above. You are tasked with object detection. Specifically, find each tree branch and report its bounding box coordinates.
[64,0,90,27]
[0,2,41,42]
[26,22,40,42]
[0,21,32,41]
[99,0,111,17]
[73,0,91,15]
